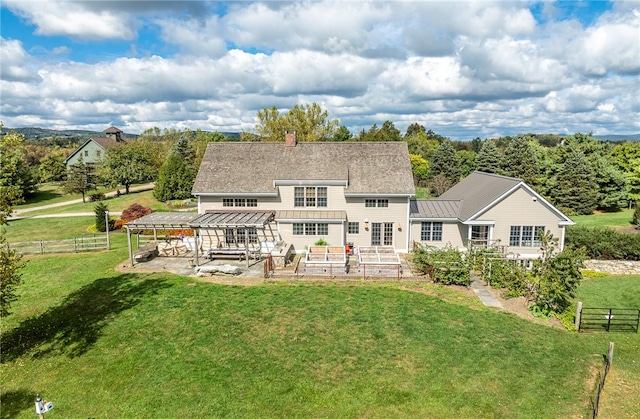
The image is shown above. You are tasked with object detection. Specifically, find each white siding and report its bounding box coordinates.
[409,221,466,250]
[197,184,411,252]
[476,187,566,257]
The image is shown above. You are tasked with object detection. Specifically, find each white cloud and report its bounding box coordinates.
[0,1,638,138]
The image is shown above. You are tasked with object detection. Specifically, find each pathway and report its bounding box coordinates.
[470,272,503,308]
[8,183,153,220]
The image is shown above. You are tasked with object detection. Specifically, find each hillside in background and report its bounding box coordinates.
[0,127,242,141]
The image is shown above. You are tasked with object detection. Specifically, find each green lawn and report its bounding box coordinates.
[15,182,116,209]
[2,224,639,417]
[17,190,171,217]
[2,207,639,418]
[572,209,636,230]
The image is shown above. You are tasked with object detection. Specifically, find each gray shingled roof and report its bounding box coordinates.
[192,142,415,195]
[104,126,123,134]
[438,171,521,220]
[409,199,461,219]
[92,137,123,149]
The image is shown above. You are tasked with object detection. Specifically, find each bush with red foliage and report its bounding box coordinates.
[121,203,154,223]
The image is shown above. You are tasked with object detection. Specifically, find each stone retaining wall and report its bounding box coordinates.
[582,260,640,275]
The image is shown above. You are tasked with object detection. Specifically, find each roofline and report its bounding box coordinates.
[344,193,415,197]
[465,181,574,224]
[64,138,100,164]
[276,218,345,223]
[274,179,348,187]
[409,217,459,222]
[462,220,496,225]
[193,192,278,197]
[559,220,576,226]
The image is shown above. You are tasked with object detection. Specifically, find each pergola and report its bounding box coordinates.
[125,210,277,267]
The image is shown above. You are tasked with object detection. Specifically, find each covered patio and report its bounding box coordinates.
[124,210,278,268]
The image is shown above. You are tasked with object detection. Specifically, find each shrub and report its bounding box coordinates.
[566,225,640,260]
[89,192,106,202]
[633,202,640,228]
[94,202,108,232]
[121,203,154,222]
[412,245,471,286]
[314,238,328,246]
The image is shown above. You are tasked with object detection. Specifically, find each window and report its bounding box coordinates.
[471,225,489,246]
[510,225,545,247]
[295,187,327,208]
[421,222,443,241]
[236,228,258,244]
[84,150,89,157]
[348,222,359,234]
[365,199,388,208]
[293,223,329,235]
[383,223,393,245]
[223,198,257,207]
[96,150,101,158]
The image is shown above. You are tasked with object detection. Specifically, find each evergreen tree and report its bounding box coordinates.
[633,203,640,228]
[499,136,540,186]
[94,202,109,232]
[153,137,197,202]
[428,140,460,185]
[475,140,501,173]
[549,150,598,215]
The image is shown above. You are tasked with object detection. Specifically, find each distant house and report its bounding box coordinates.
[409,171,574,258]
[64,126,125,169]
[191,134,573,258]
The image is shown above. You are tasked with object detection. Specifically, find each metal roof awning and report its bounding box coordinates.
[189,210,275,228]
[125,213,198,230]
[275,210,347,222]
[125,211,276,230]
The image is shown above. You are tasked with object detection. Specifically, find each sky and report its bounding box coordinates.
[1,0,639,140]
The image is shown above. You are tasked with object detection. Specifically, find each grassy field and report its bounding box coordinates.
[571,209,636,230]
[2,195,639,417]
[2,217,640,417]
[15,189,171,217]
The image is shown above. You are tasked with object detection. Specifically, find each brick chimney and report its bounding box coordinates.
[285,131,297,147]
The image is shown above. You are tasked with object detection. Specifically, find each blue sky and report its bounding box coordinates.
[1,1,638,139]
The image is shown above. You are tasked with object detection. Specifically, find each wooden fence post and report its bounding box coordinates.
[607,342,614,366]
[105,210,110,250]
[575,301,583,331]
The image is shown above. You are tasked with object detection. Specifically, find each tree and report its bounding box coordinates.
[409,154,429,185]
[633,203,640,228]
[612,141,640,203]
[404,123,426,138]
[0,129,37,203]
[333,125,353,141]
[63,155,94,203]
[0,234,25,317]
[154,137,198,202]
[38,147,68,183]
[100,140,162,194]
[456,150,476,177]
[406,130,441,161]
[252,103,339,142]
[94,202,109,232]
[0,155,25,315]
[549,150,598,215]
[475,140,501,173]
[499,136,540,187]
[428,140,460,187]
[357,121,402,142]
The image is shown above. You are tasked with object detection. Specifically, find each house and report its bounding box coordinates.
[192,133,416,252]
[64,126,125,169]
[191,134,573,259]
[409,171,575,258]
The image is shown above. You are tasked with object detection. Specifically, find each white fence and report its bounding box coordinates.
[6,235,109,255]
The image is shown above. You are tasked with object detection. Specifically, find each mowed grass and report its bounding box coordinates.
[571,208,636,230]
[3,217,102,242]
[2,200,639,418]
[576,275,640,418]
[16,189,170,217]
[1,230,638,418]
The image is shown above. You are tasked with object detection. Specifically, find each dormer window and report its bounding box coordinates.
[294,187,327,208]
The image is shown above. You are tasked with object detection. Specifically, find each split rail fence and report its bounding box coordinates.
[6,235,109,255]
